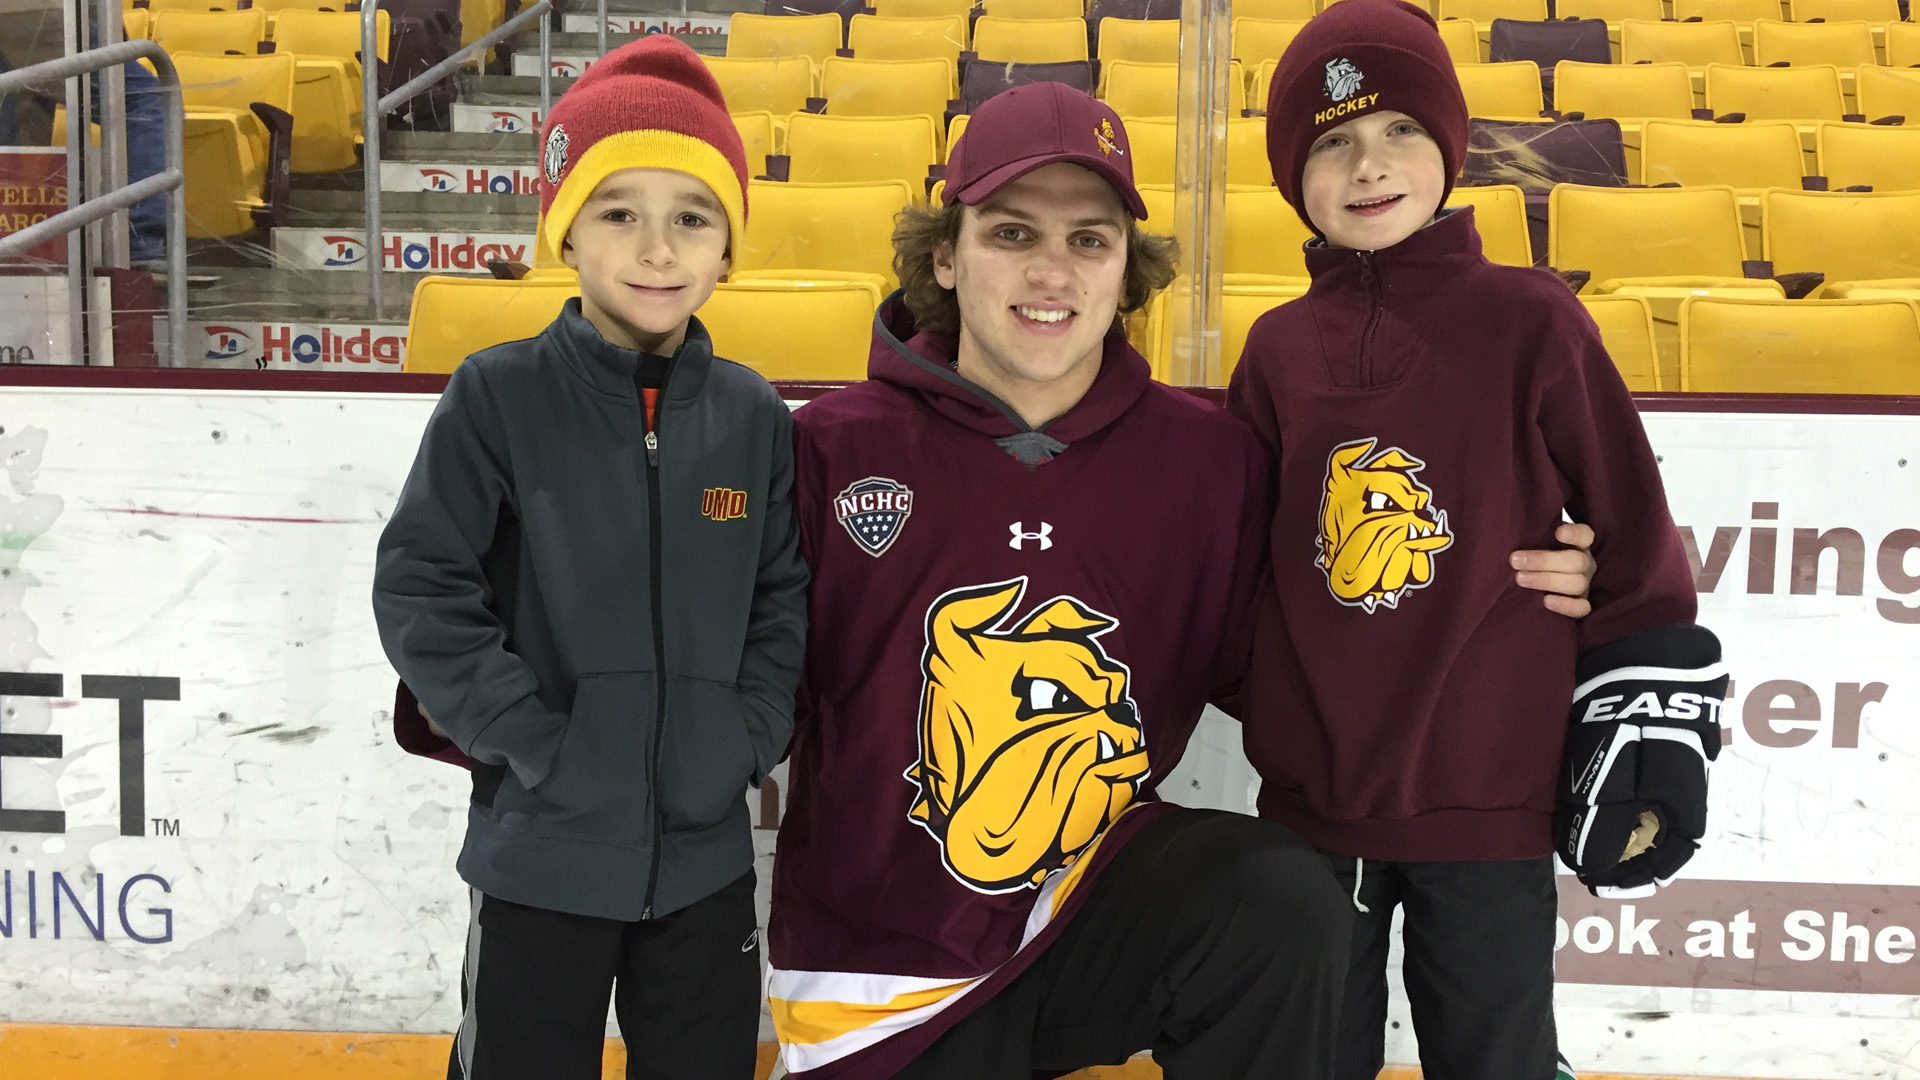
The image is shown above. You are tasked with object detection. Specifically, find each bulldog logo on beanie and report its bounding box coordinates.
[1324,59,1364,103]
[543,125,569,186]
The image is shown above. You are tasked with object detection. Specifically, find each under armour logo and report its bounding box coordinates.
[1009,522,1053,551]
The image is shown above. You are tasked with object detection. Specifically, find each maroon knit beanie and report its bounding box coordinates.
[1263,0,1468,230]
[537,35,749,258]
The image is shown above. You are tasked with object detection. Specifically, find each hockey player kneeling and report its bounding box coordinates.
[1556,624,1731,897]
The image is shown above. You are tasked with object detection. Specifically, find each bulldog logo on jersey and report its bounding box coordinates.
[907,578,1148,894]
[1318,437,1454,613]
[835,476,914,557]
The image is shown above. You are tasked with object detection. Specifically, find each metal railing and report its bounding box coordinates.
[362,0,555,318]
[0,38,188,368]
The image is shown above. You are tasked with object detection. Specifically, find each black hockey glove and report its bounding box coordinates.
[1554,623,1729,898]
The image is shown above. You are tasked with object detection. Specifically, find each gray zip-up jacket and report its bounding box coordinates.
[373,299,807,921]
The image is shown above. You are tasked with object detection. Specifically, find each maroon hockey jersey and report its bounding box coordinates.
[1226,207,1698,864]
[767,296,1270,1078]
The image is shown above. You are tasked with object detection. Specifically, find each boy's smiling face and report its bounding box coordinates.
[562,166,730,356]
[1301,109,1447,251]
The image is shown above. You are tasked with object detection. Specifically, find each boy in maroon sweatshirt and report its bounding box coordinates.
[1229,3,1730,1078]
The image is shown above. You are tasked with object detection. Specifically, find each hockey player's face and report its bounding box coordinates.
[563,167,731,356]
[935,164,1129,421]
[1301,110,1446,252]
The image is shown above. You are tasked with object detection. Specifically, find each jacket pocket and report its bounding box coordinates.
[658,676,756,832]
[490,671,652,845]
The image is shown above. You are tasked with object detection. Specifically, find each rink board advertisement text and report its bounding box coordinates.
[0,387,1912,1076]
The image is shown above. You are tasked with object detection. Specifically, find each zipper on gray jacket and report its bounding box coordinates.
[639,367,670,919]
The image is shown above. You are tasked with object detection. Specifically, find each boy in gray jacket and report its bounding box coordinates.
[372,36,807,1080]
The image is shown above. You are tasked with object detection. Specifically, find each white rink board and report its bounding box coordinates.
[0,387,1914,1075]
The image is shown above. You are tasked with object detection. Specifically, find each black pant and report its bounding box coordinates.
[448,870,761,1080]
[894,809,1353,1080]
[1326,855,1560,1080]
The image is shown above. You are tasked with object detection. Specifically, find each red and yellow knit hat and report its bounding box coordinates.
[537,35,749,260]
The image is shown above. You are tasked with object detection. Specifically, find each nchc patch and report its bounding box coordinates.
[702,487,749,522]
[835,476,914,557]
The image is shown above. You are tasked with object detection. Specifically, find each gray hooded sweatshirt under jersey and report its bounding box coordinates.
[373,299,808,921]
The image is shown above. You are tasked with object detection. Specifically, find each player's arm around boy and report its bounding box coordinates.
[371,36,806,1080]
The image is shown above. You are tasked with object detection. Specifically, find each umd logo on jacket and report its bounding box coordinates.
[702,487,748,522]
[1317,437,1453,613]
[907,578,1148,894]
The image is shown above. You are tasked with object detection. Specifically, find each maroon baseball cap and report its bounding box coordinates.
[943,81,1149,220]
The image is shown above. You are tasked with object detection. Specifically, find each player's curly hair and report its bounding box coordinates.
[891,200,1179,334]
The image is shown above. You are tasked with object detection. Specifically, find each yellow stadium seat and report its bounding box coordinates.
[1855,65,1920,126]
[269,8,389,62]
[1580,294,1663,390]
[1705,62,1847,122]
[1556,0,1664,22]
[1437,0,1549,25]
[1446,184,1534,267]
[1549,183,1750,285]
[140,0,240,10]
[1671,0,1780,25]
[1233,18,1309,67]
[733,111,781,177]
[1137,183,1314,279]
[252,0,356,10]
[1678,295,1920,393]
[152,9,268,54]
[1102,60,1246,118]
[1640,118,1806,190]
[783,112,939,189]
[819,57,956,142]
[726,12,844,69]
[1126,116,1272,186]
[1888,22,1920,68]
[704,55,814,116]
[1753,19,1876,69]
[700,279,884,381]
[979,0,1084,16]
[1098,18,1181,65]
[1816,122,1920,191]
[404,277,579,374]
[1140,280,1310,384]
[172,51,295,237]
[846,13,969,62]
[1439,16,1484,63]
[1454,61,1547,119]
[1237,0,1318,17]
[1820,278,1920,300]
[734,180,915,288]
[1762,188,1920,289]
[1249,58,1281,107]
[870,0,976,17]
[1554,59,1695,120]
[123,8,149,39]
[947,112,969,160]
[1619,19,1744,69]
[971,16,1090,62]
[269,10,389,174]
[460,0,508,57]
[1786,0,1902,24]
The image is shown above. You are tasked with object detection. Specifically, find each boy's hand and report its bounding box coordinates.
[418,705,450,741]
[1510,522,1597,618]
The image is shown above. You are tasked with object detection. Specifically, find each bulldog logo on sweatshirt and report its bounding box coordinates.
[1318,437,1454,614]
[907,578,1148,894]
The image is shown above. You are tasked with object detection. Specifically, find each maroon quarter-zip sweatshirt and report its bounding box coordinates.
[1227,207,1698,863]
